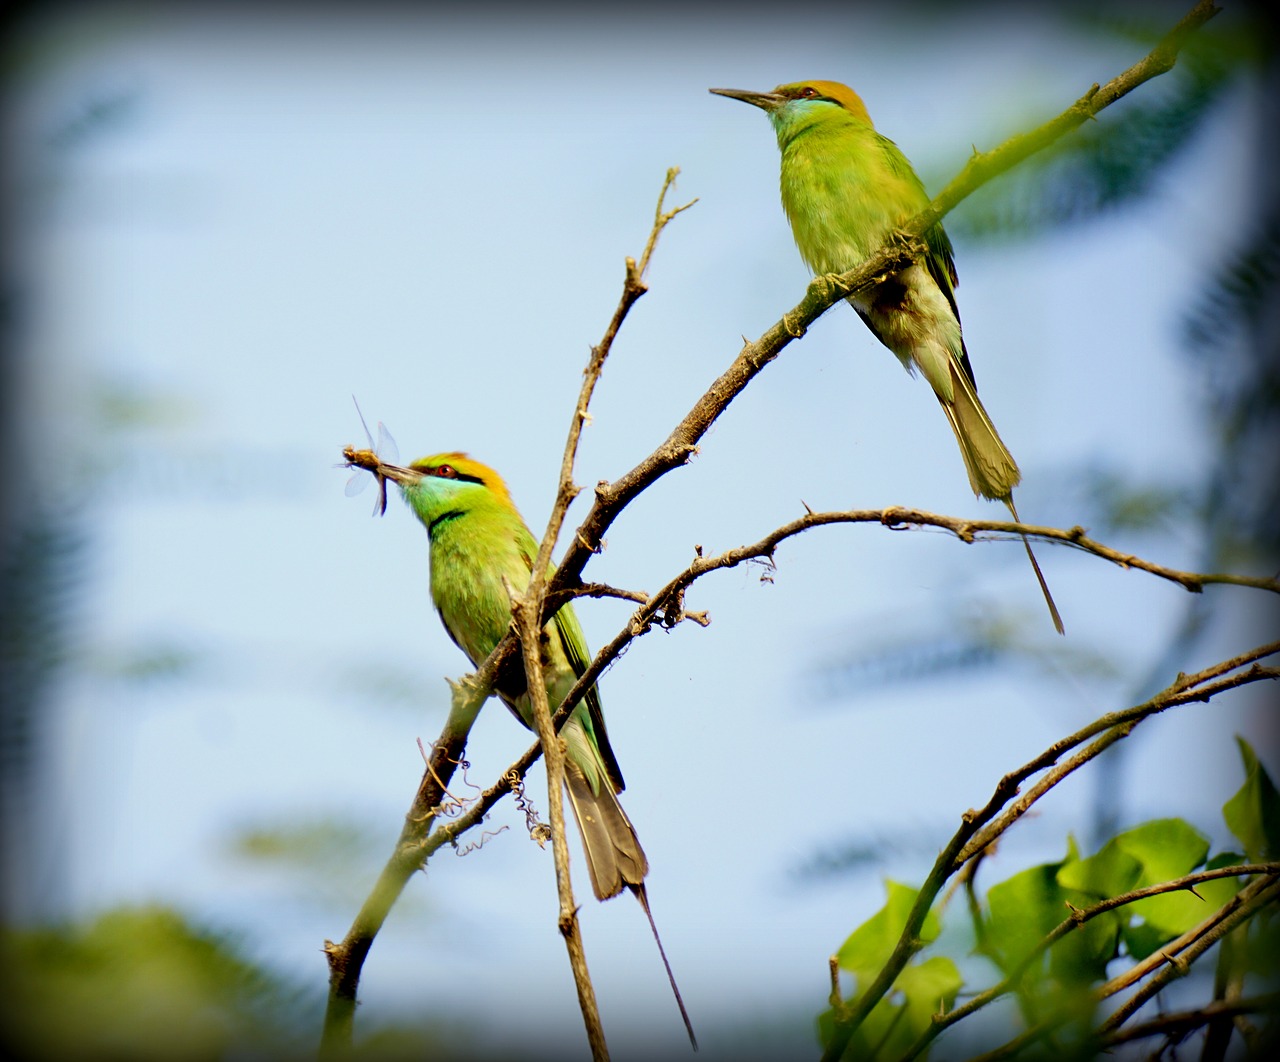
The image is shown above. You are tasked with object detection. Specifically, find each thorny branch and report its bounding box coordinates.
[1100,993,1280,1049]
[510,171,694,1062]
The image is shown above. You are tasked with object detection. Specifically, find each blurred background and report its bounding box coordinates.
[2,1,1276,1058]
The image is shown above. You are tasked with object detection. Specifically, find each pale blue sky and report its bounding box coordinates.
[5,3,1270,1058]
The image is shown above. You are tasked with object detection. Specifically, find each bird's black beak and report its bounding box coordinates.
[378,463,420,487]
[709,87,784,111]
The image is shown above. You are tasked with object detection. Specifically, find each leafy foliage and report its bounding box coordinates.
[949,25,1246,240]
[1,907,313,1060]
[818,739,1280,1059]
[0,905,449,1060]
[819,881,962,1061]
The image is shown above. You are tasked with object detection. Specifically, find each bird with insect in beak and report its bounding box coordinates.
[343,443,696,1049]
[710,80,1063,634]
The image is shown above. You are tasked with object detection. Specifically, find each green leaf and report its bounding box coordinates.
[1223,737,1280,861]
[896,955,963,1016]
[1056,839,1142,898]
[823,884,958,1060]
[1109,822,1231,959]
[986,842,1120,989]
[1113,818,1210,883]
[986,861,1068,975]
[1122,859,1242,962]
[836,880,939,985]
[818,956,962,1061]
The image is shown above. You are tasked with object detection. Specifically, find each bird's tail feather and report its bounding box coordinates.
[631,883,698,1051]
[563,762,648,902]
[938,364,1064,634]
[563,766,697,1049]
[939,361,1021,503]
[1003,497,1065,636]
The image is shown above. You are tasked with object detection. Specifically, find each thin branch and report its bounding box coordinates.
[1099,993,1280,1049]
[322,173,694,1051]
[1099,875,1280,1027]
[871,508,1279,594]
[533,168,695,594]
[319,671,494,1056]
[540,509,1280,793]
[1203,919,1250,1062]
[511,174,694,1057]
[511,588,609,1061]
[576,505,1280,619]
[919,0,1222,231]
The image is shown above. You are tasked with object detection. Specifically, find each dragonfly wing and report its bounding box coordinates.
[346,469,370,497]
[376,421,399,465]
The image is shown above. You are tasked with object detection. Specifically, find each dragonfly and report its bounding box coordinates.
[341,397,400,516]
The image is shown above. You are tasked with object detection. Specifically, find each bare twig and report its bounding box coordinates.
[325,174,694,1055]
[511,173,695,1057]
[511,588,609,1061]
[534,168,695,593]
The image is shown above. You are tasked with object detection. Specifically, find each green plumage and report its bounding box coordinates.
[390,452,645,901]
[711,79,1064,633]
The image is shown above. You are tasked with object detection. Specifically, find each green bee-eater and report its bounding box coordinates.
[350,448,695,1046]
[711,80,1063,633]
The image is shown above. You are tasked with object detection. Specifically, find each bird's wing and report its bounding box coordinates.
[866,132,978,389]
[921,223,979,386]
[513,528,626,792]
[551,595,625,792]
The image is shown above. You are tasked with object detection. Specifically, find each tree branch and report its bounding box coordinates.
[511,587,609,1061]
[1099,993,1280,1049]
[319,670,494,1056]
[323,173,695,1053]
[508,173,694,1057]
[1098,875,1280,1031]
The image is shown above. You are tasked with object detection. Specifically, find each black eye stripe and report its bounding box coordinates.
[429,466,485,486]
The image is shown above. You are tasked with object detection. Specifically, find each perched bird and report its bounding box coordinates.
[347,448,695,1048]
[710,80,1063,633]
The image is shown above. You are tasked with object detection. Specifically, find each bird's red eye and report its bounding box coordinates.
[435,465,456,478]
[799,86,817,97]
